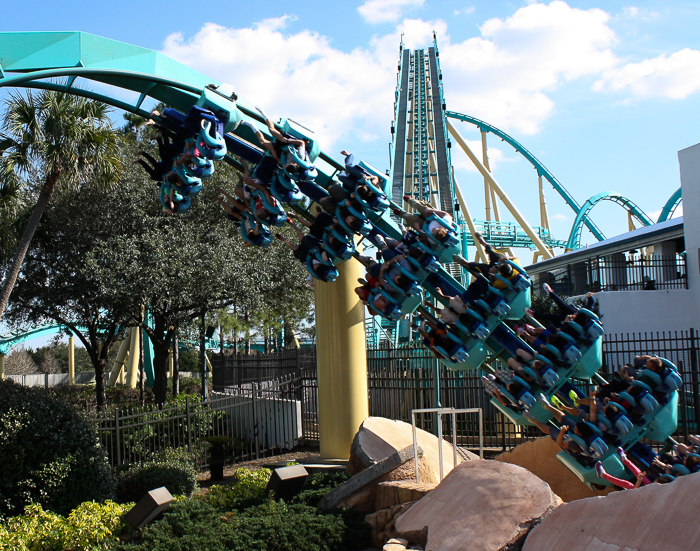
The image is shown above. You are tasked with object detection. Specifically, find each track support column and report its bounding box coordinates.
[315,259,368,459]
[68,336,75,385]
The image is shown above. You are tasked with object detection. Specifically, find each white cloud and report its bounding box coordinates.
[551,213,570,222]
[450,138,508,173]
[620,6,661,22]
[358,0,425,24]
[161,20,397,150]
[594,49,700,99]
[157,1,697,163]
[438,1,619,134]
[454,6,476,16]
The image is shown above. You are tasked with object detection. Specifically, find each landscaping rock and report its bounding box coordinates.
[522,472,700,551]
[318,444,420,511]
[348,417,479,484]
[366,502,415,547]
[383,537,409,551]
[373,480,435,511]
[395,460,562,551]
[495,436,614,502]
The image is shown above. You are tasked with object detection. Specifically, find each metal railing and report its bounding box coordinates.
[88,376,304,469]
[538,253,687,296]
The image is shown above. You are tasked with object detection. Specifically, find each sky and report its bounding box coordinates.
[3,0,699,250]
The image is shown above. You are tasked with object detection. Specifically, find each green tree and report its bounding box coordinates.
[5,121,314,406]
[0,89,121,322]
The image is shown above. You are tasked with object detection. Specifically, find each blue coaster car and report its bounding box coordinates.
[279,119,320,162]
[281,145,318,182]
[197,118,227,161]
[172,164,203,196]
[240,215,273,248]
[322,229,355,262]
[336,205,372,236]
[160,181,191,213]
[305,254,339,282]
[420,215,461,263]
[272,173,306,205]
[250,189,286,227]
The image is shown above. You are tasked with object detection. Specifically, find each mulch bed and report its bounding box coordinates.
[196,446,320,490]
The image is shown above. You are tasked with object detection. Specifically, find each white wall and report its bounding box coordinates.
[596,289,697,335]
[679,143,700,321]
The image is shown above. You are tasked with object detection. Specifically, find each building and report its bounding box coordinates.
[524,144,699,335]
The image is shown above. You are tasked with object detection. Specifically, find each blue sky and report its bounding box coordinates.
[3,0,700,250]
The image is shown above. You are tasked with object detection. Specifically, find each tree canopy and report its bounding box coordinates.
[4,121,315,404]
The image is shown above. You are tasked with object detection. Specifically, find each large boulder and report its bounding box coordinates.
[395,460,562,551]
[522,472,700,551]
[495,437,614,502]
[348,417,479,484]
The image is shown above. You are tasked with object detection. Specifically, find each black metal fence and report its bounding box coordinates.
[88,376,308,470]
[539,253,686,296]
[91,328,700,469]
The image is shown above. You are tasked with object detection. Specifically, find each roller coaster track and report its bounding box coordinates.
[0,31,680,490]
[0,323,85,354]
[566,192,654,250]
[445,111,608,244]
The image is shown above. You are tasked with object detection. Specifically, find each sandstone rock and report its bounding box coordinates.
[366,502,417,547]
[495,436,614,502]
[384,537,409,551]
[395,460,561,551]
[374,480,435,511]
[348,417,479,484]
[320,444,419,511]
[522,472,700,551]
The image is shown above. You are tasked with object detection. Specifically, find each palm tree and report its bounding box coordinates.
[0,89,122,321]
[0,171,27,265]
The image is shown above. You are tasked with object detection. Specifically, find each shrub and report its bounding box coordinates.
[116,449,198,503]
[0,379,116,516]
[199,468,272,510]
[115,498,369,551]
[293,471,351,507]
[0,501,129,551]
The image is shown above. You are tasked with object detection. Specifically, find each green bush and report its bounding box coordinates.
[294,471,351,507]
[199,468,272,510]
[115,498,369,551]
[0,501,129,551]
[0,379,116,516]
[116,450,198,503]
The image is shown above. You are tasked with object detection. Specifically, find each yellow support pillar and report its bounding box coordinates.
[168,348,174,378]
[0,353,4,380]
[127,327,141,389]
[108,331,131,387]
[315,259,369,459]
[68,336,75,385]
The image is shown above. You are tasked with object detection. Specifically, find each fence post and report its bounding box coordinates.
[690,328,700,437]
[114,409,121,466]
[252,383,260,459]
[186,395,192,454]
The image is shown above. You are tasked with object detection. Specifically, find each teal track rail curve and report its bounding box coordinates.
[658,188,683,223]
[445,111,606,245]
[566,192,655,250]
[0,323,86,354]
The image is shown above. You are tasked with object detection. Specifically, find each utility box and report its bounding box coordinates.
[266,465,309,501]
[124,486,174,530]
